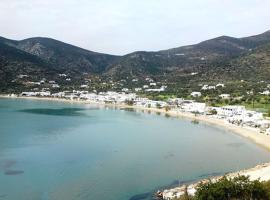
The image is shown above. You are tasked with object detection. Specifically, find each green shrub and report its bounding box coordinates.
[195,175,270,200]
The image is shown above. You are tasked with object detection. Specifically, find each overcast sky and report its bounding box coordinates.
[0,0,270,55]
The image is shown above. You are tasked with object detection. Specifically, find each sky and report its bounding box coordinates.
[0,0,270,55]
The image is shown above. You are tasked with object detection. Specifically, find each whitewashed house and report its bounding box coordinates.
[261,90,270,95]
[145,86,166,92]
[181,101,206,113]
[216,83,225,87]
[202,85,216,90]
[135,88,142,92]
[190,92,202,97]
[52,84,60,88]
[80,85,89,89]
[219,94,230,99]
[51,92,65,98]
[39,91,51,96]
[216,106,246,117]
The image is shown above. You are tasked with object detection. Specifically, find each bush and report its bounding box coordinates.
[209,109,217,115]
[195,175,270,200]
[125,99,134,106]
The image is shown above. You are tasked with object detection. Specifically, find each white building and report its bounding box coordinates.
[145,77,154,82]
[18,74,28,78]
[134,88,142,92]
[201,85,216,90]
[145,86,166,92]
[215,106,246,117]
[219,94,230,99]
[51,92,65,98]
[227,110,264,127]
[52,84,60,88]
[216,83,225,87]
[80,85,89,89]
[21,91,50,97]
[39,91,51,96]
[181,101,206,113]
[190,92,202,97]
[261,90,270,95]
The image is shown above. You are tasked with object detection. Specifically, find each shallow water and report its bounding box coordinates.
[0,98,270,200]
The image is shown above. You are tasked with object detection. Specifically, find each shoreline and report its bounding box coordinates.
[162,161,270,198]
[2,95,270,152]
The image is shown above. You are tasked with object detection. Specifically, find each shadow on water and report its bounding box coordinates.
[0,194,7,199]
[226,142,245,148]
[0,159,17,170]
[129,172,224,200]
[18,108,88,117]
[0,159,24,176]
[120,108,136,112]
[191,120,199,125]
[4,170,24,175]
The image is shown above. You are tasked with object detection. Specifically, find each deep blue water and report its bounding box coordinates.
[0,98,270,200]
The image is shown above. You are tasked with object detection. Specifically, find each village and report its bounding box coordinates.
[6,83,270,137]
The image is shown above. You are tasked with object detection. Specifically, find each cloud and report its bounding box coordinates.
[0,0,269,55]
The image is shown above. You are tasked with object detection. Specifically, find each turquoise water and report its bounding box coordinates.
[1,98,270,200]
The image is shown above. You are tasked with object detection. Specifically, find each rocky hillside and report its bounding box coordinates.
[0,37,119,74]
[0,41,57,91]
[1,30,270,92]
[105,30,270,78]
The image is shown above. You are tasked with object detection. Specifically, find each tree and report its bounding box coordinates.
[125,99,134,106]
[209,109,217,115]
[177,185,193,200]
[165,105,170,112]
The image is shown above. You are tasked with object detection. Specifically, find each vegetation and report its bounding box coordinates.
[1,31,270,95]
[176,175,270,200]
[165,106,171,112]
[124,99,134,106]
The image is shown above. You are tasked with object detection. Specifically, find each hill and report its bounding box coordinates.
[1,30,270,92]
[0,37,119,74]
[0,41,58,92]
[105,30,270,78]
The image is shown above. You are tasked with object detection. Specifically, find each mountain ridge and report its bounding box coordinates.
[1,30,270,92]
